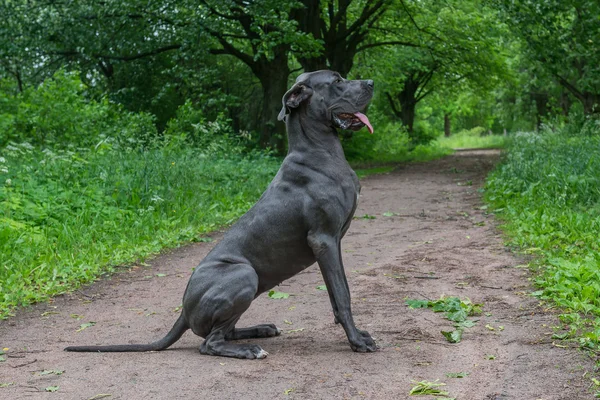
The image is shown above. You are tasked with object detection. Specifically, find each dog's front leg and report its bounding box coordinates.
[308,235,377,353]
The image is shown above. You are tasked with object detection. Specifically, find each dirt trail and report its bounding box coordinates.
[1,149,594,400]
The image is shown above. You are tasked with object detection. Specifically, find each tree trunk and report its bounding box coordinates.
[294,0,328,72]
[396,79,419,138]
[582,92,600,115]
[444,113,451,137]
[531,91,549,130]
[255,53,290,154]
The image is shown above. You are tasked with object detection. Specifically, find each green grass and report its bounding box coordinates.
[484,129,600,348]
[436,127,506,150]
[0,144,280,318]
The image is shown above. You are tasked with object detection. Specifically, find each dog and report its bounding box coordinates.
[65,70,377,359]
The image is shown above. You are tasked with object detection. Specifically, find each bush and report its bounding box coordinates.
[342,122,411,162]
[0,70,158,149]
[163,101,253,155]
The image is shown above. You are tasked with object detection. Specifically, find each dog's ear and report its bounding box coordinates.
[278,83,313,121]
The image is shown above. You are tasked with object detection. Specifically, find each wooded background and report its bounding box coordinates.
[2,0,598,153]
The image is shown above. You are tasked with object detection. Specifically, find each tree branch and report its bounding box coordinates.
[357,40,421,52]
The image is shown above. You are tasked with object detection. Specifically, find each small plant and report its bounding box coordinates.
[409,380,451,397]
[406,296,482,343]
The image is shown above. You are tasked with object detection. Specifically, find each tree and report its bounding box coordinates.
[363,0,506,141]
[490,0,600,115]
[293,0,404,76]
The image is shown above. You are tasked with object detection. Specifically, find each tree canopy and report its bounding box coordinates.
[1,0,598,152]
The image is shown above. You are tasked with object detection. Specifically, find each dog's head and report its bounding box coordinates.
[278,70,374,134]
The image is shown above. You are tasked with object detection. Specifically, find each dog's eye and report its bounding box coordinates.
[334,78,343,84]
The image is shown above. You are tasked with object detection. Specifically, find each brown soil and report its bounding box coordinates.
[0,150,595,400]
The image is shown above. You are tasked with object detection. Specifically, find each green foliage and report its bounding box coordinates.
[0,70,157,149]
[163,101,254,152]
[485,122,600,347]
[436,127,506,150]
[490,0,600,114]
[406,296,481,343]
[342,122,451,164]
[0,140,279,318]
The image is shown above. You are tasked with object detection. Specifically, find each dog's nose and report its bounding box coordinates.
[365,79,374,88]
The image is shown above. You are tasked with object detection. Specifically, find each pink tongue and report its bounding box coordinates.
[354,112,373,134]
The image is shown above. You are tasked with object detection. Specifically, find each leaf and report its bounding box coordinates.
[88,395,112,400]
[40,369,64,376]
[45,386,59,392]
[456,320,476,328]
[406,299,430,309]
[70,313,84,320]
[446,372,469,378]
[155,273,166,277]
[383,211,397,217]
[284,388,295,395]
[315,285,327,291]
[41,311,60,317]
[409,380,449,396]
[0,382,14,388]
[286,328,305,333]
[441,329,463,343]
[76,322,96,332]
[268,290,289,299]
[485,354,496,360]
[283,320,293,325]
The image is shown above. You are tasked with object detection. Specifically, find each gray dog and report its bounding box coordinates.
[65,70,377,359]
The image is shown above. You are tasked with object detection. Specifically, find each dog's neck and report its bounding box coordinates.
[285,112,346,158]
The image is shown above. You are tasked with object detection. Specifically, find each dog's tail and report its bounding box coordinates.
[64,313,188,352]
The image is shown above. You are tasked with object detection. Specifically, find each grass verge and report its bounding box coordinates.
[484,129,600,351]
[0,144,280,318]
[436,127,506,150]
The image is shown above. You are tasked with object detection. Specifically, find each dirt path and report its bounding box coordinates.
[1,150,594,400]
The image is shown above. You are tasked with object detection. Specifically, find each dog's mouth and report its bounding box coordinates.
[333,112,374,134]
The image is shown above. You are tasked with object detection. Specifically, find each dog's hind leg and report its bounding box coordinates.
[194,264,269,359]
[225,324,281,340]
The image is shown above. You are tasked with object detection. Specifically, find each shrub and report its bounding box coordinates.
[0,70,158,149]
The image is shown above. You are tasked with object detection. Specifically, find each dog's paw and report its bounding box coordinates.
[255,349,269,359]
[349,330,378,353]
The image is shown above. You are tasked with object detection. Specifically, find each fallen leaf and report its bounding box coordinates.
[268,290,290,299]
[446,372,469,378]
[45,386,59,392]
[76,322,96,332]
[284,388,295,395]
[315,285,327,291]
[70,314,84,320]
[286,328,305,333]
[39,370,64,376]
[284,320,293,325]
[0,382,14,388]
[441,329,463,343]
[88,394,112,400]
[155,273,166,277]
[41,311,60,317]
